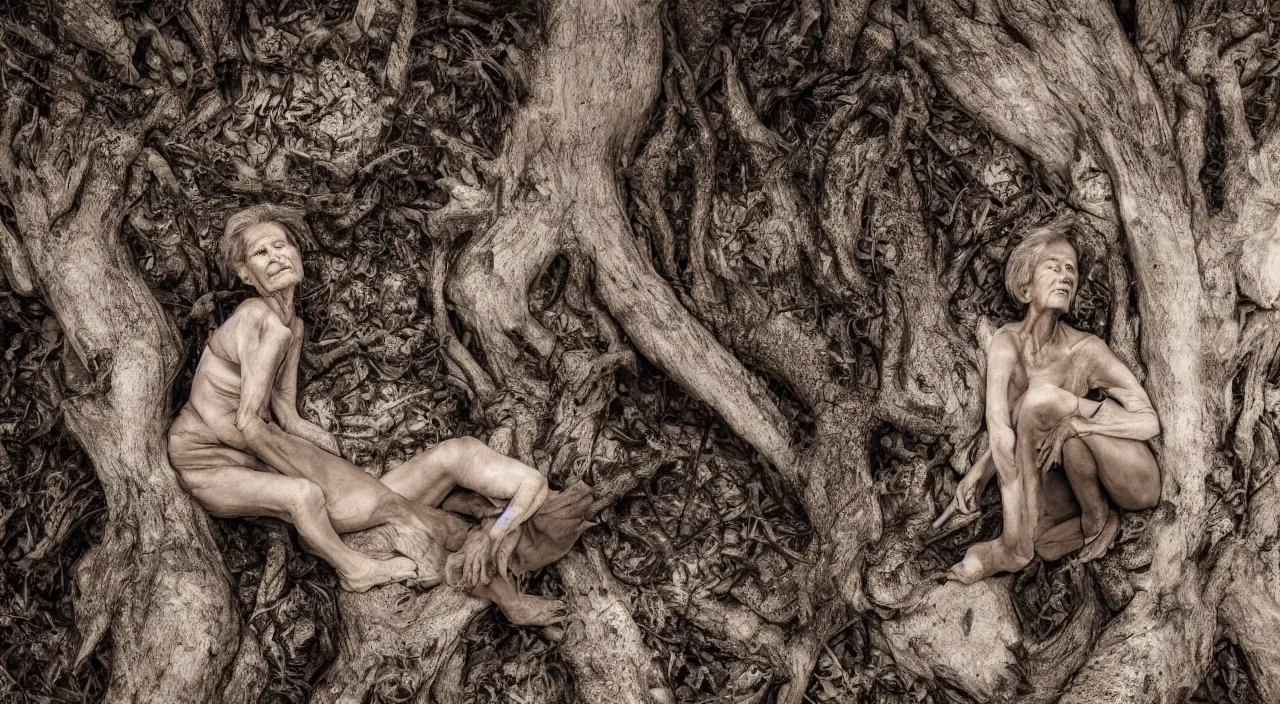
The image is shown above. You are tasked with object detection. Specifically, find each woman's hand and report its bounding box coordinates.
[1037,413,1084,472]
[488,504,522,579]
[446,530,492,590]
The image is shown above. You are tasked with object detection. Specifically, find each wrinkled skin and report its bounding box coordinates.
[949,240,1161,583]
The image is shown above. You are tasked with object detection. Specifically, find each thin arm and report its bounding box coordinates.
[1082,339,1161,442]
[235,309,293,448]
[265,321,340,455]
[490,469,550,544]
[269,320,305,431]
[985,331,1019,477]
[443,439,550,543]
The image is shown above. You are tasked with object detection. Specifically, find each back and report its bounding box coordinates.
[184,300,290,448]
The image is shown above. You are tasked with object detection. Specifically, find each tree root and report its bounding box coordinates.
[820,0,873,71]
[5,73,241,702]
[557,543,673,703]
[878,578,1021,699]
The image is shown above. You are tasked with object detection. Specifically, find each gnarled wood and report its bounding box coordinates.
[3,76,241,702]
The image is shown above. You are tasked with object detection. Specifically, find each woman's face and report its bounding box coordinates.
[238,222,303,294]
[1026,240,1078,313]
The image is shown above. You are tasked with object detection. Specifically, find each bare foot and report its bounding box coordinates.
[949,539,1032,584]
[390,522,447,582]
[339,556,418,593]
[1078,509,1120,562]
[499,594,567,627]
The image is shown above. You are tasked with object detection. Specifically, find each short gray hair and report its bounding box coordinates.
[1004,219,1079,304]
[217,204,314,282]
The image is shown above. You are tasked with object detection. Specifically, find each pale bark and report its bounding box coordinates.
[0,76,242,701]
[907,1,1279,701]
[9,0,1279,701]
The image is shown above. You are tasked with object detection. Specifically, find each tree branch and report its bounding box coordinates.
[53,0,138,83]
[1211,32,1271,188]
[557,543,673,703]
[383,0,417,93]
[665,20,722,299]
[1218,566,1280,704]
[720,48,790,168]
[820,115,879,301]
[906,0,1078,175]
[1231,310,1280,478]
[430,245,497,404]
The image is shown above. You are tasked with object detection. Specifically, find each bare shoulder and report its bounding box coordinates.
[217,300,293,360]
[1071,330,1112,358]
[235,299,291,335]
[988,325,1020,357]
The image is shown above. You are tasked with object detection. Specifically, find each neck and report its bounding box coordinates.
[1023,304,1062,349]
[259,286,295,325]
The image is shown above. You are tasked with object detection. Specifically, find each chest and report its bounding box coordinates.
[1008,341,1091,398]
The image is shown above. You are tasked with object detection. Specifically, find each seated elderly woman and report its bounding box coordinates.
[945,223,1161,584]
[167,205,591,623]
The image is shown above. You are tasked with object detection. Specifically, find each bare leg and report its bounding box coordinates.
[473,575,566,626]
[247,424,471,565]
[951,382,1079,583]
[1079,401,1161,511]
[267,427,472,538]
[178,466,417,592]
[1070,404,1160,560]
[1063,437,1109,539]
[380,440,463,507]
[1034,466,1084,561]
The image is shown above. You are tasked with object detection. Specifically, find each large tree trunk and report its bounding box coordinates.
[907,0,1278,701]
[0,82,242,701]
[6,0,1280,702]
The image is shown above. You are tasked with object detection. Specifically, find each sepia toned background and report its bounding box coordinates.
[1,0,1278,701]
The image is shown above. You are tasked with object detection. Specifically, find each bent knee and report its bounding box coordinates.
[288,479,328,514]
[1122,479,1161,511]
[447,435,488,453]
[175,468,204,495]
[1136,489,1160,510]
[1110,467,1161,511]
[441,436,489,464]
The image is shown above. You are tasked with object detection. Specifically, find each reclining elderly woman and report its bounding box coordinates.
[946,223,1162,583]
[167,204,591,624]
